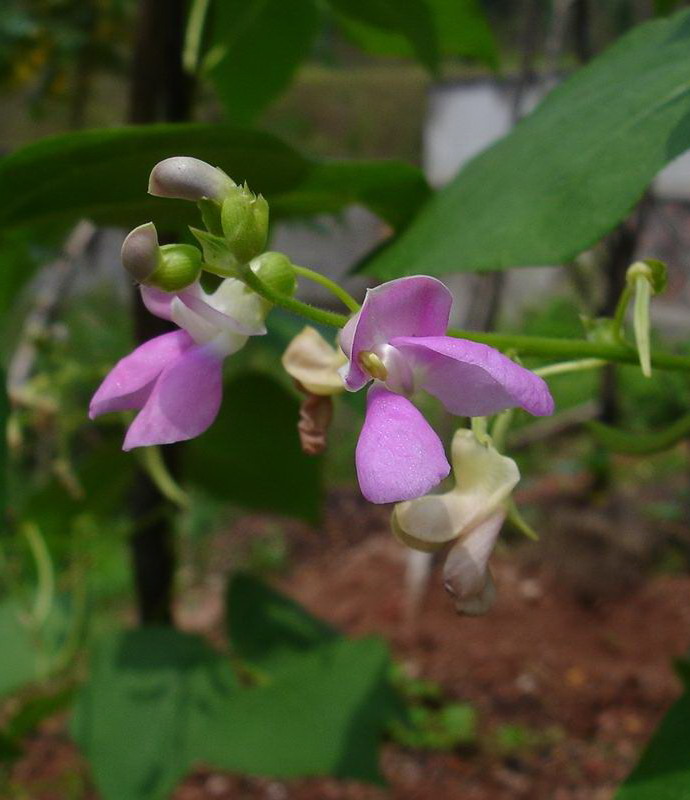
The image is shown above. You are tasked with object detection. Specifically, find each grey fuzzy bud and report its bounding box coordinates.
[148,157,235,201]
[121,222,160,282]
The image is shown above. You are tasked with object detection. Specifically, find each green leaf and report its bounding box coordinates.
[588,412,690,455]
[0,124,309,235]
[201,636,393,782]
[0,598,70,697]
[272,158,432,230]
[366,9,690,278]
[71,629,237,800]
[72,621,396,798]
[227,571,337,671]
[335,0,497,69]
[328,0,439,73]
[207,0,320,123]
[0,124,428,236]
[182,372,322,522]
[615,691,690,799]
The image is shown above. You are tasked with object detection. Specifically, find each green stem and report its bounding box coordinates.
[490,410,514,452]
[238,262,349,328]
[447,328,690,373]
[471,416,489,444]
[237,265,690,373]
[292,265,360,312]
[534,358,606,378]
[22,522,55,629]
[139,446,190,511]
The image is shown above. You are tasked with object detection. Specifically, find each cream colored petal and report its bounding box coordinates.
[391,504,449,552]
[282,326,347,395]
[393,494,462,549]
[443,511,505,615]
[393,429,519,546]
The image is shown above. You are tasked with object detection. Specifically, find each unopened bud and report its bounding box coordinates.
[154,244,203,291]
[626,260,666,379]
[121,222,161,283]
[122,223,201,291]
[251,251,296,298]
[221,185,269,263]
[148,157,235,202]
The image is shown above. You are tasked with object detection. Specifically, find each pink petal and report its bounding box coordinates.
[343,276,452,391]
[140,283,201,321]
[123,344,224,450]
[356,385,450,504]
[390,336,554,417]
[89,330,193,418]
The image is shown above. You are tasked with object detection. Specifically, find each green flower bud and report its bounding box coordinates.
[151,244,203,291]
[251,251,297,298]
[148,157,235,202]
[122,223,201,291]
[221,184,269,264]
[626,260,667,379]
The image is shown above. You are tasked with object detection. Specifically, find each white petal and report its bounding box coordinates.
[393,429,519,546]
[443,511,505,615]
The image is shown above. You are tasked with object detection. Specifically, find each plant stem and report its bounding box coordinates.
[22,522,55,628]
[238,263,349,327]
[241,264,690,374]
[447,328,690,373]
[292,265,360,312]
[534,358,606,378]
[139,446,190,510]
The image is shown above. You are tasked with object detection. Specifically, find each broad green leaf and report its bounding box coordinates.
[588,412,690,455]
[201,636,392,782]
[615,691,690,799]
[327,0,439,73]
[272,158,432,230]
[227,571,337,671]
[71,629,237,800]
[73,623,396,798]
[0,597,70,697]
[207,0,320,123]
[182,372,322,522]
[0,370,7,514]
[0,124,309,235]
[366,9,690,278]
[335,0,497,69]
[0,124,428,236]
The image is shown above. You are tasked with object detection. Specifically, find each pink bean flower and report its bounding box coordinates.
[339,276,554,504]
[90,279,267,450]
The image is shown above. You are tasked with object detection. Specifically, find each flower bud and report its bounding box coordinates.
[121,222,161,283]
[121,223,202,291]
[148,157,235,202]
[626,260,666,379]
[251,251,296,298]
[154,244,203,291]
[221,184,269,263]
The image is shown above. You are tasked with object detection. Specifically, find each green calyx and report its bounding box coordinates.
[148,244,202,291]
[221,184,269,264]
[251,252,297,298]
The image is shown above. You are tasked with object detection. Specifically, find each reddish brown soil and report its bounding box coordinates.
[6,492,690,800]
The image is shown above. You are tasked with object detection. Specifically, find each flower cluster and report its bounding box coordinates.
[90,155,555,615]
